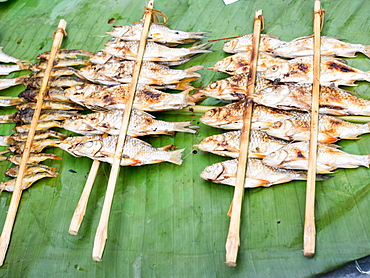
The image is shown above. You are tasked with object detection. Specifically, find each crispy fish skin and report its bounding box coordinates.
[200,158,320,188]
[222,34,285,54]
[200,102,299,130]
[199,73,273,101]
[58,135,184,166]
[265,113,370,143]
[210,52,286,75]
[64,84,202,111]
[197,130,288,158]
[263,141,370,173]
[103,41,211,62]
[107,22,209,44]
[79,61,202,86]
[5,165,57,178]
[62,109,199,137]
[253,83,370,116]
[273,36,370,58]
[264,56,370,86]
[0,172,58,192]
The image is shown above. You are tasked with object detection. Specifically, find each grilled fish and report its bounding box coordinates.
[6,139,62,153]
[0,76,28,90]
[196,130,288,158]
[263,141,370,173]
[264,56,370,86]
[199,73,273,100]
[0,96,25,106]
[0,172,58,192]
[24,76,86,88]
[253,83,370,116]
[14,120,62,133]
[200,158,328,188]
[58,135,184,166]
[19,88,70,102]
[4,130,66,142]
[210,52,286,75]
[273,36,370,58]
[107,22,209,45]
[0,47,25,64]
[62,109,199,137]
[16,100,83,111]
[264,113,370,143]
[200,102,299,130]
[222,34,285,54]
[30,58,89,71]
[0,108,78,125]
[0,64,28,75]
[37,49,92,60]
[5,165,58,178]
[79,61,202,86]
[103,41,211,62]
[64,83,203,111]
[3,153,61,165]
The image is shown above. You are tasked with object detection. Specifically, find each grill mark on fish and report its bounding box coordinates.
[298,63,309,73]
[327,61,355,72]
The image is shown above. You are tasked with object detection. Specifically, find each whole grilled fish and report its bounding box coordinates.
[6,138,62,154]
[16,100,83,111]
[30,58,89,71]
[62,109,199,137]
[2,153,61,165]
[14,120,63,133]
[37,49,92,60]
[58,135,184,166]
[210,52,286,75]
[0,108,78,125]
[0,172,58,192]
[0,76,28,90]
[79,61,202,86]
[200,102,299,130]
[0,64,28,75]
[64,84,203,111]
[5,164,58,178]
[273,36,370,58]
[222,34,286,54]
[263,141,370,173]
[2,130,66,142]
[200,158,328,188]
[0,96,25,106]
[107,22,209,45]
[19,88,70,102]
[199,73,273,100]
[24,76,86,88]
[264,113,370,143]
[264,56,370,86]
[103,41,211,63]
[196,130,288,158]
[253,83,370,116]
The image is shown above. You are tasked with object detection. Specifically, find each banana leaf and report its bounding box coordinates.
[0,0,370,277]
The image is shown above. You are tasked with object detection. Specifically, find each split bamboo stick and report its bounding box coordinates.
[303,0,323,257]
[69,159,100,235]
[225,10,263,267]
[0,19,67,266]
[92,0,154,262]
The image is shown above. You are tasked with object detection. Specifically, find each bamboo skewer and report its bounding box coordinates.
[92,0,154,262]
[69,159,100,235]
[225,10,263,267]
[303,0,323,257]
[0,19,67,266]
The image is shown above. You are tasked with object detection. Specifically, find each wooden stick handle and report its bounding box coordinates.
[225,10,263,267]
[92,0,154,262]
[304,0,322,257]
[69,159,100,235]
[0,19,67,266]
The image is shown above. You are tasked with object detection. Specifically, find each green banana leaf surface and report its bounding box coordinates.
[0,0,370,277]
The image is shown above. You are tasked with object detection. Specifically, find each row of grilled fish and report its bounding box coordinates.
[199,32,370,188]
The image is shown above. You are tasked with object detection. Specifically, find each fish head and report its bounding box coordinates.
[211,56,236,73]
[222,35,253,53]
[200,162,226,182]
[263,148,289,168]
[265,119,295,139]
[63,117,99,135]
[254,86,288,107]
[264,63,290,81]
[58,136,103,157]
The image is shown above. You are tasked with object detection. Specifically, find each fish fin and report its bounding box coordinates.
[188,43,213,54]
[319,134,339,143]
[158,144,176,151]
[251,153,266,158]
[184,88,206,104]
[168,148,185,165]
[362,45,370,59]
[249,179,270,187]
[343,136,361,140]
[316,174,334,181]
[173,121,199,134]
[185,65,203,75]
[316,168,334,174]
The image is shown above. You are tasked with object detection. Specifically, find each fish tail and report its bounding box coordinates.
[0,113,15,123]
[187,31,210,39]
[173,121,200,134]
[316,174,334,181]
[188,43,213,54]
[0,76,27,90]
[168,148,185,165]
[362,45,370,58]
[185,65,203,78]
[185,88,207,104]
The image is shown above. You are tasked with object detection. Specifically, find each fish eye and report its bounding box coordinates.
[84,141,93,148]
[271,65,278,71]
[209,83,217,89]
[175,31,179,34]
